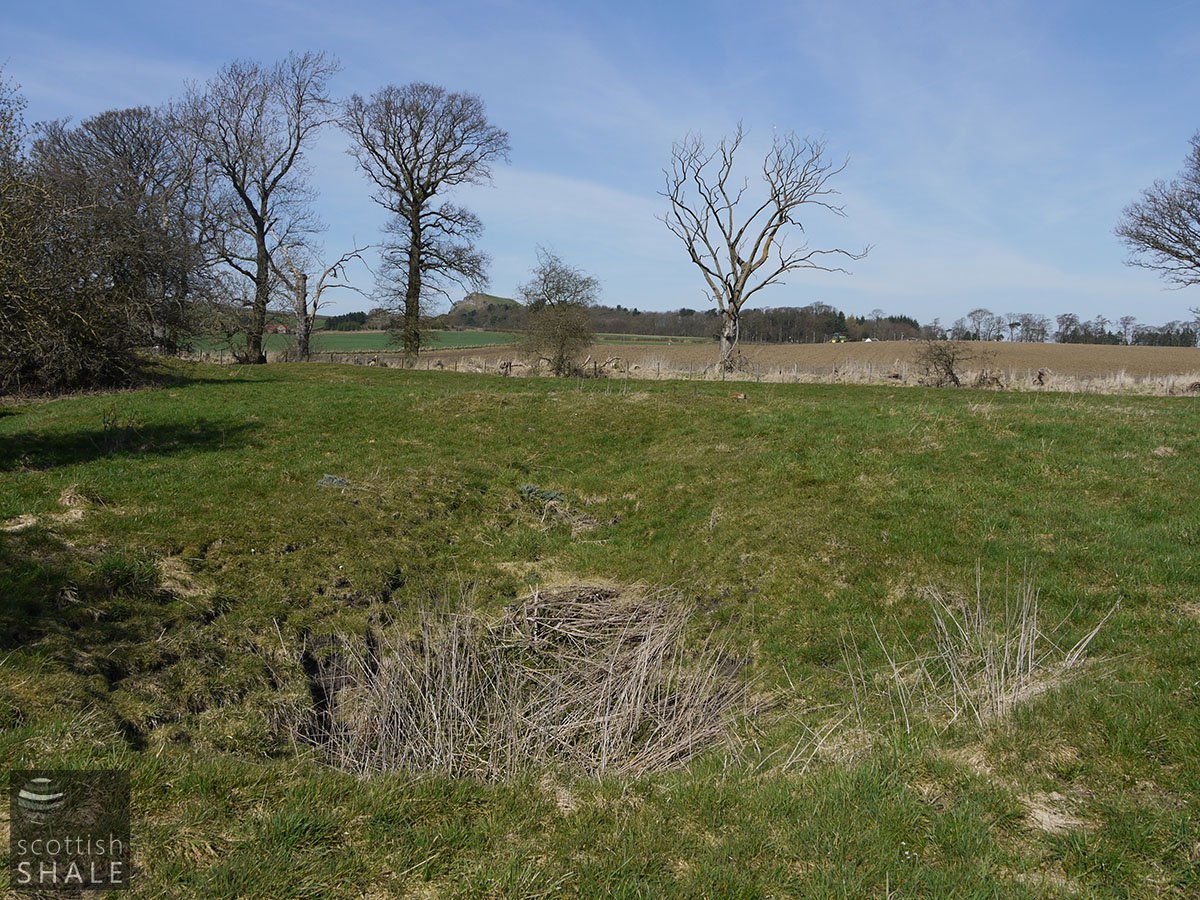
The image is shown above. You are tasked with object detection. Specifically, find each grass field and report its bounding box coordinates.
[190,329,516,354]
[594,332,709,345]
[2,362,1198,896]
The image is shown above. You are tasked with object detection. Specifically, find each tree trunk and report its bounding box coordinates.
[718,307,739,373]
[247,237,270,364]
[402,217,422,363]
[295,272,311,361]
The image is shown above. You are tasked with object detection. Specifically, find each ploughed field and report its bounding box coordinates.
[421,338,1200,388]
[1,361,1197,896]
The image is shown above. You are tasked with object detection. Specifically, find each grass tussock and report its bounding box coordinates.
[302,585,752,780]
[844,568,1117,735]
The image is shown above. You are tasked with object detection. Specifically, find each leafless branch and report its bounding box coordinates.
[660,124,868,370]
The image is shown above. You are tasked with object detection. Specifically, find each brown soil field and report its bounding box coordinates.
[434,339,1196,377]
[267,340,1200,395]
[577,340,1200,378]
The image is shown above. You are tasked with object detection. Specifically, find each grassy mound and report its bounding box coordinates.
[1,361,1198,896]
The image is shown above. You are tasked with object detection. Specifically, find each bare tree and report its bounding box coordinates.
[660,125,866,371]
[1015,312,1050,343]
[519,248,599,376]
[965,307,1006,341]
[271,241,370,360]
[915,340,971,388]
[341,83,510,360]
[1119,315,1137,344]
[1,79,174,391]
[1117,133,1200,289]
[187,51,339,363]
[1055,312,1081,343]
[0,66,24,170]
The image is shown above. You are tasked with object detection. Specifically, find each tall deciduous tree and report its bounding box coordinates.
[32,106,207,349]
[661,125,867,371]
[341,83,509,359]
[1119,315,1137,345]
[1014,312,1050,343]
[187,51,339,363]
[2,66,215,393]
[1117,132,1200,289]
[0,67,25,170]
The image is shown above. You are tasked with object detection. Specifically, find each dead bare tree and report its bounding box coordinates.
[186,51,339,363]
[341,83,509,361]
[661,125,867,372]
[271,241,370,360]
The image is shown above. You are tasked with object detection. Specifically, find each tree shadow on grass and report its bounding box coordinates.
[0,419,261,471]
[0,530,195,747]
[0,530,109,652]
[149,370,260,389]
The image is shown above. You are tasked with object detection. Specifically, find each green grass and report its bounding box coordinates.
[2,363,1198,896]
[188,329,706,354]
[190,329,516,354]
[596,332,709,344]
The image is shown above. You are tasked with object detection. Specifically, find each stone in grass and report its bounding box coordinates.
[317,474,351,488]
[520,484,566,504]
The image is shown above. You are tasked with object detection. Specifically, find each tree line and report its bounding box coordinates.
[927,307,1199,346]
[430,294,1200,349]
[0,53,511,393]
[4,47,1200,393]
[434,298,923,343]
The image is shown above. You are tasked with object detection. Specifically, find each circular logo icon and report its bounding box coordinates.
[17,776,65,823]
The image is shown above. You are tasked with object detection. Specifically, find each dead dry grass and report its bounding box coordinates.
[156,556,208,599]
[298,584,754,780]
[2,484,99,532]
[767,568,1118,778]
[845,569,1115,733]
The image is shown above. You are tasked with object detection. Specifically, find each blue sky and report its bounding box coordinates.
[5,0,1200,325]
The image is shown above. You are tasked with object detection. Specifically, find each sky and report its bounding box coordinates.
[4,0,1200,326]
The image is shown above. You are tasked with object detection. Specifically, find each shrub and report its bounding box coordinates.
[298,585,751,779]
[518,248,598,377]
[915,339,971,387]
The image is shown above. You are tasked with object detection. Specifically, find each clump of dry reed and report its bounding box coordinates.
[842,567,1117,735]
[300,585,751,780]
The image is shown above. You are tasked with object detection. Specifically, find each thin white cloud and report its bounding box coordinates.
[6,0,1199,323]
[2,24,206,115]
[469,167,687,305]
